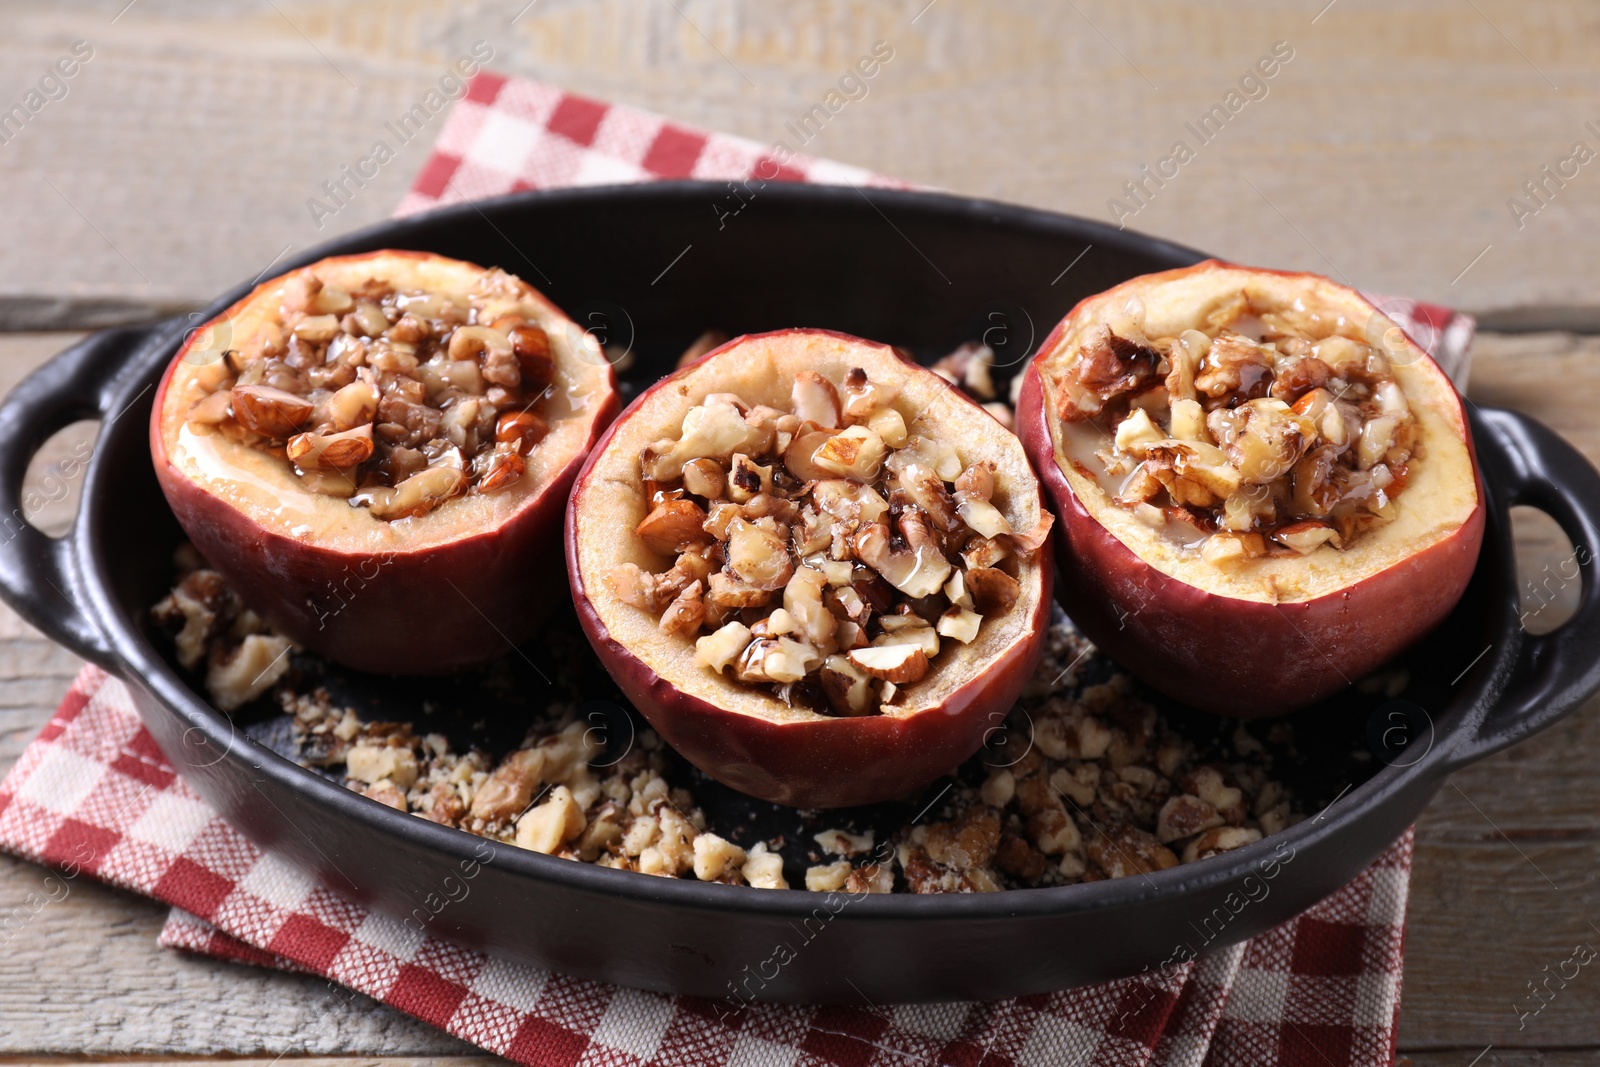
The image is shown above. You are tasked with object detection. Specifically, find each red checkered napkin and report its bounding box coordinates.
[392,70,909,216]
[3,668,1412,1067]
[0,74,1472,1066]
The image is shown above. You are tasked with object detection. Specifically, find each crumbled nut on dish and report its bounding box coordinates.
[871,609,1305,892]
[901,839,1002,894]
[995,834,1048,881]
[1156,794,1223,844]
[183,268,557,519]
[742,842,789,890]
[205,633,293,712]
[157,476,1311,895]
[845,862,895,894]
[693,832,747,881]
[267,604,1306,895]
[1182,825,1262,864]
[346,743,420,789]
[1054,308,1419,555]
[980,769,1016,808]
[151,552,294,712]
[150,568,233,669]
[806,860,853,892]
[924,805,1001,870]
[614,367,1050,715]
[469,747,546,825]
[1181,765,1247,825]
[362,779,408,812]
[813,828,874,857]
[516,785,585,854]
[1085,824,1178,879]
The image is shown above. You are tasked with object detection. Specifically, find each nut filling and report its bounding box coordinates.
[1054,302,1421,562]
[605,367,1050,716]
[182,269,557,519]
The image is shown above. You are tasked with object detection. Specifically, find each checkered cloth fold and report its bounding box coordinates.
[0,74,1473,1066]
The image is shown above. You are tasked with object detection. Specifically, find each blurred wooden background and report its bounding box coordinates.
[0,1,1597,1062]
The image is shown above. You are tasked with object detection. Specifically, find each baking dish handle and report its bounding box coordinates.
[0,322,173,669]
[1443,405,1600,770]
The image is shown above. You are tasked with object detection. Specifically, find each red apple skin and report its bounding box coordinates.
[152,433,610,676]
[566,329,1054,808]
[1015,310,1486,718]
[149,255,620,676]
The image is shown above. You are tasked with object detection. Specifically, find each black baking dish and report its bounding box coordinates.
[1,182,1598,1003]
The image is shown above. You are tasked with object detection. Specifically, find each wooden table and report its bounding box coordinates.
[1,2,1596,1062]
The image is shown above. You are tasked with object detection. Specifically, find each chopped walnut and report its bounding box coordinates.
[995,834,1048,880]
[1086,824,1179,878]
[362,779,408,812]
[845,863,895,894]
[1156,794,1224,844]
[693,833,747,881]
[205,633,293,712]
[346,744,419,789]
[813,828,874,857]
[158,515,1311,898]
[923,806,1001,870]
[1180,766,1247,825]
[1052,307,1418,556]
[516,786,585,854]
[742,843,789,889]
[625,366,1044,715]
[1058,326,1162,420]
[1182,826,1263,864]
[805,860,853,892]
[420,780,466,826]
[150,569,233,669]
[468,748,546,824]
[980,769,1016,808]
[183,264,557,517]
[1195,333,1274,401]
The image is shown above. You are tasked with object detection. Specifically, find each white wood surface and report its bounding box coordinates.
[0,0,1595,325]
[0,1,1598,1059]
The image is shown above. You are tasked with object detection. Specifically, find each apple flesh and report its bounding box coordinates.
[151,251,619,675]
[566,329,1054,808]
[1016,260,1484,717]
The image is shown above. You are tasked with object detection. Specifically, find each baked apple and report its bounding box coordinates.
[151,251,618,675]
[1017,260,1484,716]
[567,329,1054,807]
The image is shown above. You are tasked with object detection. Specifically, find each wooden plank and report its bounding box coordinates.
[1470,333,1600,462]
[1399,840,1600,1051]
[0,862,472,1056]
[1418,692,1600,841]
[0,333,77,392]
[1407,330,1600,857]
[0,0,1594,325]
